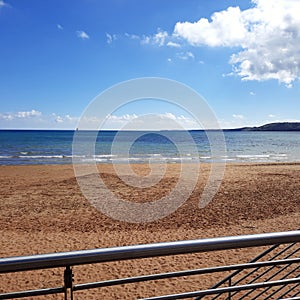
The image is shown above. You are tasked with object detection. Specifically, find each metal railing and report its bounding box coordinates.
[0,230,300,299]
[197,230,300,300]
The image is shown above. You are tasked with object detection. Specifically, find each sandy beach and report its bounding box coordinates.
[1,162,300,299]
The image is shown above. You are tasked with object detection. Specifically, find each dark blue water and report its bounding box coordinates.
[0,130,299,165]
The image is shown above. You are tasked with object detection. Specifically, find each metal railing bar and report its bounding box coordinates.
[139,277,300,300]
[232,246,300,300]
[278,282,300,300]
[72,258,300,291]
[231,242,297,290]
[254,264,300,299]
[279,297,300,300]
[230,243,298,284]
[0,287,64,299]
[263,282,299,300]
[290,287,300,298]
[1,231,300,274]
[202,242,289,300]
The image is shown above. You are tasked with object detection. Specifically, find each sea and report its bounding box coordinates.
[0,130,299,165]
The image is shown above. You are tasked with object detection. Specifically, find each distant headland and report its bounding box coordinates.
[227,122,300,131]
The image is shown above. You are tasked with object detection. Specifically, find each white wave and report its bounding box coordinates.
[19,155,65,159]
[94,154,117,158]
[222,158,236,161]
[236,154,270,159]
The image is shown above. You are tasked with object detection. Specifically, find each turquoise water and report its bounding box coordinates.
[0,130,299,165]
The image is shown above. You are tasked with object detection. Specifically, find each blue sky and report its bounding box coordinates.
[0,0,300,129]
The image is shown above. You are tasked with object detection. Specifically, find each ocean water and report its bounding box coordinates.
[0,130,299,165]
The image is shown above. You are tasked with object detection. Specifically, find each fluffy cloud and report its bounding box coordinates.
[79,113,199,130]
[141,29,169,47]
[174,6,246,47]
[106,33,117,44]
[0,110,81,129]
[0,0,8,8]
[16,109,41,118]
[176,51,194,60]
[125,33,140,40]
[232,114,245,120]
[123,30,171,47]
[173,0,300,86]
[52,113,78,124]
[76,30,89,40]
[120,0,300,86]
[166,41,181,48]
[152,30,168,46]
[106,114,138,123]
[0,109,42,120]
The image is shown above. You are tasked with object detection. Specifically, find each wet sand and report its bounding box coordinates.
[0,163,300,299]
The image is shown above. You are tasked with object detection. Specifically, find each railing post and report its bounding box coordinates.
[64,266,74,300]
[228,278,232,300]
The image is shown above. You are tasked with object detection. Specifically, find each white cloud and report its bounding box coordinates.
[152,29,168,46]
[0,0,8,8]
[163,112,176,120]
[76,30,89,40]
[52,113,78,124]
[106,114,138,122]
[174,6,246,47]
[57,24,63,30]
[11,111,299,130]
[106,33,117,44]
[55,116,64,123]
[0,109,42,120]
[141,29,169,47]
[232,114,245,120]
[124,30,170,47]
[16,109,41,118]
[0,113,13,120]
[166,41,181,48]
[80,113,200,130]
[176,51,195,60]
[250,91,256,96]
[173,0,300,86]
[125,33,140,40]
[0,110,81,129]
[106,33,112,44]
[141,36,150,45]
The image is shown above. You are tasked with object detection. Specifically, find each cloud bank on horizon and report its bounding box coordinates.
[118,0,300,88]
[0,110,202,130]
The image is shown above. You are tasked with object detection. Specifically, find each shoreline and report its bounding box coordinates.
[1,160,300,167]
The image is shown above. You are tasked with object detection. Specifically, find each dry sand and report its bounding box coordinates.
[0,162,300,299]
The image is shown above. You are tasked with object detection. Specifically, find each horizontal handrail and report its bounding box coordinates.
[1,230,300,273]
